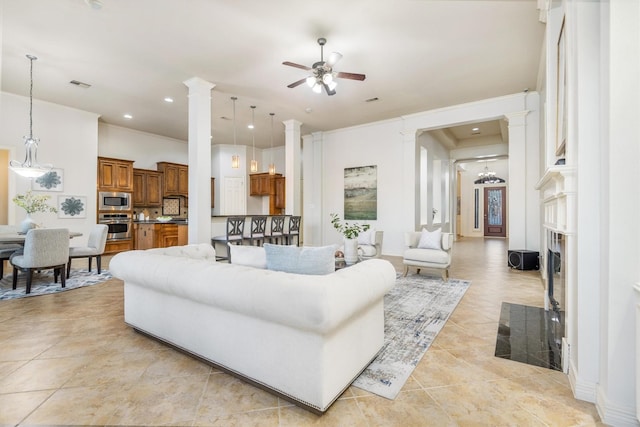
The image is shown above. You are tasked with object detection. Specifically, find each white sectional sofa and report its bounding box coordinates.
[110,244,396,414]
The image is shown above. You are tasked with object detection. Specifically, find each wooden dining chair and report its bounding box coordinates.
[10,228,70,294]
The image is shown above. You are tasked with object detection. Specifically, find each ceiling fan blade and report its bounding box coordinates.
[287,78,307,89]
[327,51,343,67]
[283,61,312,71]
[322,83,336,96]
[336,71,366,81]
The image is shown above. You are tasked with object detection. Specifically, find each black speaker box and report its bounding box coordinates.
[508,250,539,270]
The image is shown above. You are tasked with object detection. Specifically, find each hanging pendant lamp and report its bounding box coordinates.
[249,106,258,173]
[268,113,276,175]
[9,54,53,178]
[474,162,505,184]
[231,97,240,169]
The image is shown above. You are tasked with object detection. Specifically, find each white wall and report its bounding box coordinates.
[0,92,99,246]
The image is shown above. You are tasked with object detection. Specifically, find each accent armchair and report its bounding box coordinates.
[358,230,383,260]
[402,229,453,281]
[10,228,70,294]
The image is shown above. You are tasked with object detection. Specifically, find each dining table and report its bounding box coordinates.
[0,230,83,244]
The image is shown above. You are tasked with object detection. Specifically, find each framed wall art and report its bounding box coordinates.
[32,168,64,192]
[344,165,377,220]
[58,195,87,218]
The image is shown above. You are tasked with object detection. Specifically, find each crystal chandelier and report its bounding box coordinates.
[474,163,505,184]
[9,54,53,178]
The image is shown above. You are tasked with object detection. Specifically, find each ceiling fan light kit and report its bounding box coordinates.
[283,38,365,96]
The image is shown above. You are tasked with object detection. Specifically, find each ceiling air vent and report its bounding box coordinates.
[69,80,91,88]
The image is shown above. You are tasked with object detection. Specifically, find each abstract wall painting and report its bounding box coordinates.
[32,168,64,192]
[344,165,377,220]
[58,195,86,219]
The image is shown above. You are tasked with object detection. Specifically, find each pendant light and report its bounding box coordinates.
[268,113,276,175]
[249,105,258,173]
[231,96,239,169]
[9,54,53,178]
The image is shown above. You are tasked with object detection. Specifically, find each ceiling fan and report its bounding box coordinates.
[283,38,366,96]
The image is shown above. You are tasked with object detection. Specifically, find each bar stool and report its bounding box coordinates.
[265,215,285,244]
[284,215,301,246]
[244,216,267,246]
[211,216,245,261]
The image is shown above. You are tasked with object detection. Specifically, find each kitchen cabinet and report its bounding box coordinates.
[157,162,188,198]
[250,173,285,215]
[98,157,134,192]
[133,222,179,249]
[104,240,132,254]
[133,169,163,207]
[178,224,189,246]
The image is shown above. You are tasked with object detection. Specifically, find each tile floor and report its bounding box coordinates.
[0,238,605,426]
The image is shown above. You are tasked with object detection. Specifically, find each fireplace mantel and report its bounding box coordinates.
[535,165,576,235]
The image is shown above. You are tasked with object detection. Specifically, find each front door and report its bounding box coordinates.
[484,187,506,237]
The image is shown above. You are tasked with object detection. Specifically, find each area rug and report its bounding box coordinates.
[0,269,113,300]
[352,273,470,399]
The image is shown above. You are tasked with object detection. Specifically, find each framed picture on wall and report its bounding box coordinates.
[555,17,567,156]
[344,165,377,220]
[58,195,86,218]
[31,168,64,192]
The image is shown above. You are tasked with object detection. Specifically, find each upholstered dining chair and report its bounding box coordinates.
[264,215,285,244]
[211,216,245,261]
[0,226,22,278]
[67,224,108,278]
[284,215,301,246]
[10,228,70,294]
[244,216,267,246]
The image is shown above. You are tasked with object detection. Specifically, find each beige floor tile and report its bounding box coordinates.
[279,398,368,426]
[0,390,54,425]
[0,355,89,393]
[193,408,280,426]
[141,348,212,379]
[411,348,502,388]
[356,389,457,426]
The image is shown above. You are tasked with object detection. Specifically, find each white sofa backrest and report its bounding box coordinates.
[145,243,216,260]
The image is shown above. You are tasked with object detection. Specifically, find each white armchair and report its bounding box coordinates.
[402,229,453,280]
[358,230,384,260]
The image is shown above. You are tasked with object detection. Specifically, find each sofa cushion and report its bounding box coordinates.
[403,247,450,265]
[417,228,442,250]
[229,244,267,269]
[264,243,335,275]
[145,244,216,261]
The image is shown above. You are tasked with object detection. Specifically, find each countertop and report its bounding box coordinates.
[133,219,188,225]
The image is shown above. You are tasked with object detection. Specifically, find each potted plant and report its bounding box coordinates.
[330,213,370,265]
[13,190,57,233]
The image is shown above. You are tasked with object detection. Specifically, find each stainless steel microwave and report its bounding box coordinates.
[98,191,131,211]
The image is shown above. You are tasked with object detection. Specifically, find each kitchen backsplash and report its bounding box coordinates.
[134,197,188,219]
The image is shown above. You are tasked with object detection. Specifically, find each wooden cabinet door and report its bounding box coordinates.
[164,164,179,194]
[178,166,189,195]
[146,172,163,206]
[132,171,145,205]
[155,224,178,248]
[178,224,188,246]
[99,157,133,191]
[135,223,155,250]
[274,176,286,209]
[211,178,215,208]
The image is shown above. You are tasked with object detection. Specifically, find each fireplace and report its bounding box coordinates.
[547,231,565,312]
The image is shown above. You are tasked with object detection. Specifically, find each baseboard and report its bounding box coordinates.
[568,362,597,403]
[596,386,640,426]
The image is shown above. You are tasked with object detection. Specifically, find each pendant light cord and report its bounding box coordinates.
[27,55,37,140]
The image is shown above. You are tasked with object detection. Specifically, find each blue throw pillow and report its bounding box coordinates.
[264,243,335,275]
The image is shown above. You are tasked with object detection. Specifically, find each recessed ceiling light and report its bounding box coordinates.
[123,114,133,119]
[472,127,480,132]
[305,107,313,114]
[164,97,174,103]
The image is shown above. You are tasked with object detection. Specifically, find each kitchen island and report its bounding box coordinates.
[133,219,188,250]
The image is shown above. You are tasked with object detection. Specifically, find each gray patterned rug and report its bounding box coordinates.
[352,273,470,399]
[0,269,113,300]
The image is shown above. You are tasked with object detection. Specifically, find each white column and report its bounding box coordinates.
[505,110,529,250]
[301,132,323,246]
[283,119,302,216]
[183,77,214,244]
[400,129,418,230]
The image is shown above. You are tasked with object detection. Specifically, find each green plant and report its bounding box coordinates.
[330,213,370,239]
[13,190,57,214]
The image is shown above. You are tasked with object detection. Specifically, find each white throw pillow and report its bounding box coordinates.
[264,243,335,275]
[229,244,267,269]
[417,228,442,250]
[357,229,377,246]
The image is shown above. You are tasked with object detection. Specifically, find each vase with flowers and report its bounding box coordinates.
[13,190,57,233]
[330,213,370,265]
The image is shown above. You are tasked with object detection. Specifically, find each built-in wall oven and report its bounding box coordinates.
[99,213,133,241]
[99,191,131,211]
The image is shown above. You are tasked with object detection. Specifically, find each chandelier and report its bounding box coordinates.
[474,164,505,184]
[9,54,53,178]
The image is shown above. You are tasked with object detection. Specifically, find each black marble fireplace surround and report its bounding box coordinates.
[494,302,564,371]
